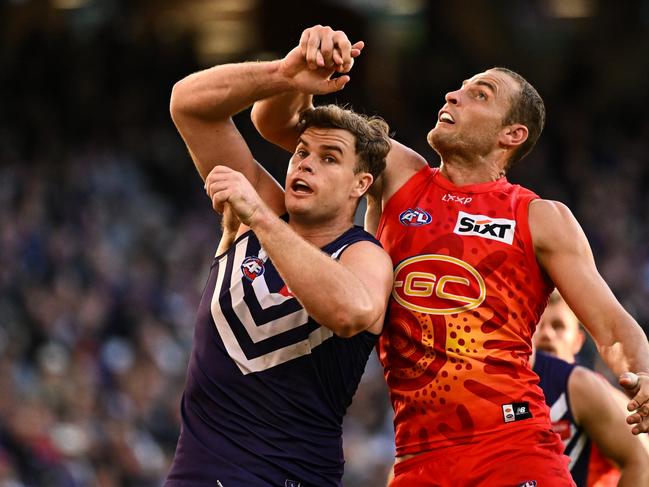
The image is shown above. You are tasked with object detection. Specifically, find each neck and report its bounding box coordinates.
[439,157,505,186]
[288,215,354,247]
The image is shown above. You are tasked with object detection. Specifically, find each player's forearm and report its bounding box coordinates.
[170,60,294,123]
[597,316,649,377]
[250,213,379,336]
[617,461,649,486]
[251,91,314,152]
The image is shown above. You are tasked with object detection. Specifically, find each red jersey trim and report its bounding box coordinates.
[513,193,553,294]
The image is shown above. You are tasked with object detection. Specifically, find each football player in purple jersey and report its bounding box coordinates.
[164,33,394,487]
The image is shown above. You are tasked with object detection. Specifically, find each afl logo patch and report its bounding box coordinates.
[241,256,265,281]
[399,208,432,226]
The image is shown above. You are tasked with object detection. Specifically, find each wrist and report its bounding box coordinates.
[274,58,299,91]
[247,203,276,233]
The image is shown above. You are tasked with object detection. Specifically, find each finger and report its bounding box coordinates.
[211,191,226,213]
[332,47,343,66]
[318,75,350,94]
[299,29,310,56]
[305,29,321,70]
[627,412,649,434]
[316,50,325,68]
[350,40,365,62]
[319,31,335,67]
[205,176,234,200]
[620,372,639,389]
[351,40,365,56]
[625,374,649,411]
[332,31,353,71]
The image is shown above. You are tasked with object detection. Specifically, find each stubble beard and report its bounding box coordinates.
[428,125,496,164]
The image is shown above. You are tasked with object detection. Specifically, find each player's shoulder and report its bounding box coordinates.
[529,199,583,249]
[382,138,428,202]
[529,198,573,217]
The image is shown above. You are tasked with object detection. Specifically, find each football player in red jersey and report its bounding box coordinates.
[250,25,649,487]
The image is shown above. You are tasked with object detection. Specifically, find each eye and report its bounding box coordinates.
[323,155,338,164]
[476,91,487,100]
[295,149,308,158]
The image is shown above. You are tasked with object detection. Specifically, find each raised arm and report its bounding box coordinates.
[530,199,649,433]
[250,26,428,233]
[249,25,362,153]
[568,366,649,486]
[170,30,356,216]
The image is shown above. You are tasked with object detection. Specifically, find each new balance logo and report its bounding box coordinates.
[502,401,533,423]
[454,211,516,245]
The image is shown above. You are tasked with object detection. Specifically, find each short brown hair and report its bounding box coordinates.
[492,67,545,169]
[298,105,391,180]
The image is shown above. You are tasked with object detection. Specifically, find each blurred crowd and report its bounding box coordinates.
[1,2,649,486]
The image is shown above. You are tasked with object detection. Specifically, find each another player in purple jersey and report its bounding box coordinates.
[164,39,394,486]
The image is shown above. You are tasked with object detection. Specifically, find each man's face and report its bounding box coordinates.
[428,69,518,160]
[533,298,585,363]
[285,127,367,222]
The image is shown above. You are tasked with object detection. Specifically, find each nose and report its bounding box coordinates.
[297,156,314,173]
[445,89,460,105]
[534,322,553,341]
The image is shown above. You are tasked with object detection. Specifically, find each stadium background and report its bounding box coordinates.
[1,0,648,485]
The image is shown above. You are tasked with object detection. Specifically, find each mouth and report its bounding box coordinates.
[438,110,455,125]
[535,344,556,356]
[289,179,314,195]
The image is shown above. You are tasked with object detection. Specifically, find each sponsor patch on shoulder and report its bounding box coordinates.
[515,481,537,487]
[399,207,432,226]
[502,401,533,423]
[453,211,516,245]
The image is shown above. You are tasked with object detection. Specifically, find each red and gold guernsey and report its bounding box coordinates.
[376,165,554,456]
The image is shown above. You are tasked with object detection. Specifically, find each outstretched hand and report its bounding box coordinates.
[205,166,270,227]
[620,372,649,434]
[279,25,364,95]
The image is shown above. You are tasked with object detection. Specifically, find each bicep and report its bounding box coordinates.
[339,242,393,312]
[530,200,628,343]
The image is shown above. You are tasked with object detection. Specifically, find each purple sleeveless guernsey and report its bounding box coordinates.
[165,223,380,487]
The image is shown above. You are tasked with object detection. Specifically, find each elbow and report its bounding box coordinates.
[330,301,379,338]
[169,80,191,122]
[250,102,271,139]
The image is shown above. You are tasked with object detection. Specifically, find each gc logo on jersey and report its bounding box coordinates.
[399,207,432,226]
[392,254,486,314]
[241,256,265,281]
[453,211,516,245]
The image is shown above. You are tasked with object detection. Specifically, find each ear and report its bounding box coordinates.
[572,328,586,356]
[351,172,374,198]
[499,123,528,149]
